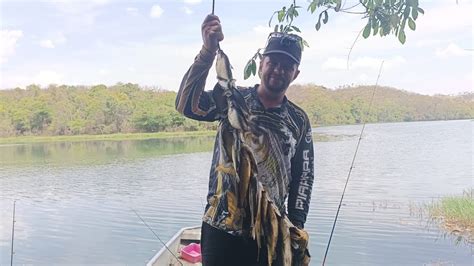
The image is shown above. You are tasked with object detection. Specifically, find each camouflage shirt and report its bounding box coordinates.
[176,47,314,235]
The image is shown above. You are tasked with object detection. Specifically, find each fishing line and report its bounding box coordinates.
[10,200,16,266]
[131,208,183,266]
[322,61,384,266]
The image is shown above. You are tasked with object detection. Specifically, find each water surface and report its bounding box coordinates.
[0,120,472,265]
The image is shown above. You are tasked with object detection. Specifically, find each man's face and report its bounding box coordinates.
[259,54,300,94]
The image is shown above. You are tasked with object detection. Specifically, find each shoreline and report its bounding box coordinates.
[1,119,470,145]
[0,131,216,145]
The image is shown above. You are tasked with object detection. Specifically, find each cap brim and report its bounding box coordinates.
[262,50,300,64]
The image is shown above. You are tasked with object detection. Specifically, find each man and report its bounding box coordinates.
[175,14,314,266]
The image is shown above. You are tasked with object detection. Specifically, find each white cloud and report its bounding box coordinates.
[415,2,472,35]
[39,33,67,49]
[353,57,384,69]
[436,43,472,57]
[359,73,369,82]
[55,0,110,7]
[33,70,63,86]
[40,40,55,48]
[322,56,406,70]
[0,30,23,64]
[463,69,474,85]
[50,0,114,26]
[253,25,270,34]
[150,5,164,18]
[321,57,347,70]
[126,7,139,16]
[184,0,201,4]
[415,39,443,48]
[99,69,110,75]
[182,6,193,15]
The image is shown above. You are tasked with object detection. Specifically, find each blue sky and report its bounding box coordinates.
[0,0,472,95]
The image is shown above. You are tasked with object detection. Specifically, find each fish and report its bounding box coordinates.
[214,48,310,266]
[216,49,250,132]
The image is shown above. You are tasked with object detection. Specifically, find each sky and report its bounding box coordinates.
[0,0,472,95]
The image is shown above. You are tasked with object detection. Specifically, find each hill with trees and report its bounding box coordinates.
[286,84,473,125]
[0,83,471,137]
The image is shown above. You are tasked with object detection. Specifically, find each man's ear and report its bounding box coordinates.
[292,69,300,82]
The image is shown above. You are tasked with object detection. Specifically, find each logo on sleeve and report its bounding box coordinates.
[305,128,312,144]
[295,149,312,210]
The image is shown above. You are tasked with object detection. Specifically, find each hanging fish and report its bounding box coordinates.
[214,48,310,266]
[216,49,250,132]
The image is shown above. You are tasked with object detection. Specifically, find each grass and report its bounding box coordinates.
[428,190,474,241]
[0,130,336,145]
[0,131,216,144]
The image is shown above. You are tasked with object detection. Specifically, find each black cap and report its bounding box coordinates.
[262,32,302,64]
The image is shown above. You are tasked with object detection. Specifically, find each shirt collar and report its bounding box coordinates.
[250,85,289,113]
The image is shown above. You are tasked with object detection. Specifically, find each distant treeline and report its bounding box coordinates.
[0,83,472,137]
[287,84,473,125]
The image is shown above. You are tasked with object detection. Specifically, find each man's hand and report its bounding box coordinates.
[201,14,224,53]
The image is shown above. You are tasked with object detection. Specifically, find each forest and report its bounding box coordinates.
[0,83,471,137]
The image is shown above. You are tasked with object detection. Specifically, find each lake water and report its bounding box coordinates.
[0,120,472,265]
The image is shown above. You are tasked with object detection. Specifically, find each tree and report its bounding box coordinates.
[244,0,424,79]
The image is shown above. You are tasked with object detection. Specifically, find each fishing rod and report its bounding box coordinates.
[211,0,222,53]
[131,208,183,266]
[322,61,384,266]
[10,200,16,266]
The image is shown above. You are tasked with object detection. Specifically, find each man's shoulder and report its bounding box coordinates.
[236,85,255,94]
[287,99,310,124]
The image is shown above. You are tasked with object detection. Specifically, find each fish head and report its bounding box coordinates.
[216,49,233,82]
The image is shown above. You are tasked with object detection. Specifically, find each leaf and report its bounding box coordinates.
[417,7,424,14]
[244,59,254,80]
[323,10,328,24]
[291,25,301,33]
[274,24,279,32]
[316,11,323,30]
[294,8,299,16]
[373,25,379,36]
[401,18,407,31]
[398,30,406,44]
[308,1,317,13]
[371,18,378,31]
[362,23,371,38]
[390,14,400,27]
[408,18,416,30]
[302,39,310,48]
[403,6,410,19]
[367,0,374,9]
[288,6,295,19]
[251,60,257,76]
[278,10,285,22]
[335,0,342,12]
[412,8,418,20]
